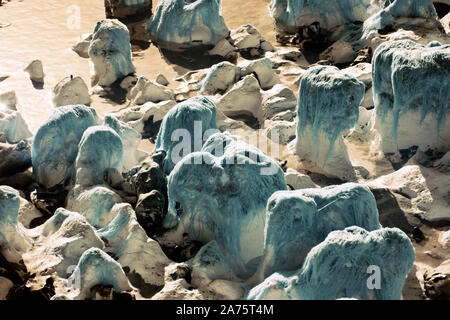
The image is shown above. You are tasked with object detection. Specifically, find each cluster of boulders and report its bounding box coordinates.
[0,0,449,301]
[270,0,448,66]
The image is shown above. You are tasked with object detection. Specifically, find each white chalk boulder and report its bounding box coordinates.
[128,76,174,105]
[295,65,365,181]
[215,75,263,125]
[88,19,135,87]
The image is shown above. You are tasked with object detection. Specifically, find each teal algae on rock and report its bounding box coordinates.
[154,96,219,175]
[372,39,450,153]
[253,183,381,282]
[75,126,124,187]
[248,226,415,300]
[147,0,229,50]
[89,19,135,86]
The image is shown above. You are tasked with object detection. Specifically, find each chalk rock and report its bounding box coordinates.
[353,107,373,135]
[275,47,304,62]
[116,219,171,290]
[32,105,99,189]
[104,0,152,42]
[208,38,236,58]
[0,140,31,178]
[442,11,450,33]
[88,19,135,87]
[147,0,230,51]
[342,62,372,86]
[261,40,276,52]
[216,75,263,125]
[252,183,381,282]
[435,151,450,172]
[154,96,219,175]
[423,259,450,300]
[164,133,286,277]
[264,120,296,145]
[0,277,13,300]
[215,109,247,131]
[72,33,92,58]
[104,115,141,170]
[269,0,378,34]
[248,226,414,300]
[201,61,240,95]
[342,62,373,109]
[91,200,171,290]
[53,76,91,107]
[95,203,137,252]
[189,240,239,288]
[262,84,297,120]
[295,65,365,181]
[0,186,32,260]
[372,40,450,155]
[147,263,195,300]
[364,0,438,34]
[366,165,450,222]
[0,91,17,110]
[130,155,167,196]
[297,183,381,237]
[272,110,296,122]
[24,60,44,84]
[240,58,279,90]
[284,168,317,189]
[66,185,124,229]
[135,190,166,236]
[67,248,133,300]
[0,109,32,144]
[128,76,174,105]
[208,280,245,300]
[439,230,450,248]
[151,277,204,300]
[74,126,123,188]
[120,75,138,90]
[23,209,104,278]
[319,40,356,65]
